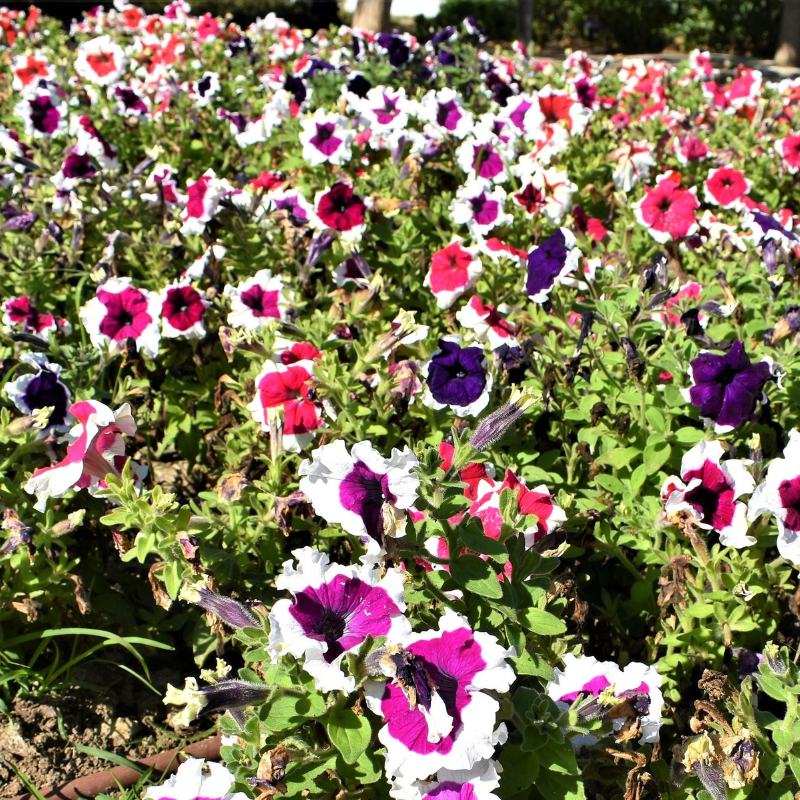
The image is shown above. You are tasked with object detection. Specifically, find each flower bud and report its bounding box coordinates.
[469,387,538,451]
[186,586,262,630]
[763,641,787,675]
[51,509,86,537]
[164,676,272,727]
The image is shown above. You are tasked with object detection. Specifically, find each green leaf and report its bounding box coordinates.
[536,737,580,775]
[643,441,671,475]
[459,525,509,562]
[336,750,382,784]
[534,768,586,799]
[264,692,326,732]
[520,607,567,636]
[674,427,704,444]
[450,554,503,599]
[326,707,372,764]
[594,447,640,469]
[497,744,539,797]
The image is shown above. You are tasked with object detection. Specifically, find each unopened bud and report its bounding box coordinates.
[190,586,262,630]
[469,387,538,451]
[6,414,38,435]
[763,641,787,675]
[51,509,86,537]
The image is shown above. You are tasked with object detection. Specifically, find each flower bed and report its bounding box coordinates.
[2,4,800,799]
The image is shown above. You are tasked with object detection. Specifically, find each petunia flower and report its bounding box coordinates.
[224,270,289,330]
[2,296,60,337]
[610,141,656,192]
[3,354,72,435]
[776,134,800,174]
[24,400,137,512]
[144,758,248,800]
[161,283,208,340]
[75,35,128,85]
[268,547,411,693]
[71,115,119,170]
[364,607,515,780]
[80,277,161,359]
[181,169,227,236]
[455,136,510,184]
[312,182,369,241]
[11,53,53,92]
[425,240,483,310]
[265,188,315,228]
[546,653,663,745]
[333,252,372,288]
[526,227,580,303]
[190,71,220,108]
[298,439,420,546]
[662,440,755,548]
[449,181,510,237]
[247,359,324,453]
[423,335,492,417]
[703,167,751,210]
[390,760,501,800]
[682,340,772,433]
[455,296,518,351]
[632,171,699,243]
[748,430,800,564]
[511,167,576,224]
[524,86,591,137]
[300,109,353,166]
[14,85,67,138]
[419,87,474,139]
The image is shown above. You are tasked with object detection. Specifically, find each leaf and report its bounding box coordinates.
[450,554,503,599]
[459,525,509,563]
[520,607,567,636]
[594,447,640,469]
[674,427,704,444]
[326,707,372,764]
[534,768,586,799]
[536,737,581,775]
[497,744,540,797]
[264,692,326,732]
[643,441,671,475]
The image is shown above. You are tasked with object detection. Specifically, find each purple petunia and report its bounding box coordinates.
[682,340,772,433]
[423,335,492,417]
[526,227,580,303]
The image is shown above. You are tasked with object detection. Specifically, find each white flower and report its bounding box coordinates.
[144,758,248,800]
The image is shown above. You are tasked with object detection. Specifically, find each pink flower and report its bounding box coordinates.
[75,35,128,86]
[247,360,324,453]
[425,240,483,309]
[80,277,161,359]
[161,284,208,339]
[662,439,755,548]
[456,296,518,350]
[703,166,751,209]
[313,182,368,241]
[2,296,58,336]
[776,134,800,174]
[224,269,289,330]
[24,400,138,511]
[675,135,710,165]
[181,170,226,236]
[195,13,220,41]
[632,172,699,243]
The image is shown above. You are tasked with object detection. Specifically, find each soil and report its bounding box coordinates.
[0,662,202,797]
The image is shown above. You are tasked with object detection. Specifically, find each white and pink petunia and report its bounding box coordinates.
[224,269,289,330]
[312,182,369,242]
[455,136,511,184]
[247,359,324,453]
[144,758,248,800]
[80,277,161,359]
[2,296,61,336]
[776,134,800,174]
[662,439,755,548]
[425,239,483,310]
[24,400,137,511]
[181,170,227,236]
[469,469,565,547]
[524,86,591,137]
[390,760,501,800]
[299,440,420,546]
[160,283,208,340]
[748,430,800,563]
[703,166,751,209]
[546,653,663,745]
[300,109,353,166]
[610,141,656,193]
[11,53,54,92]
[364,607,515,780]
[75,35,128,86]
[632,171,699,244]
[268,547,411,693]
[449,181,510,237]
[511,167,576,225]
[455,296,518,351]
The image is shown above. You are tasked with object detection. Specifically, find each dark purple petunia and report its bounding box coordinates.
[347,73,371,98]
[686,340,772,432]
[114,85,148,114]
[20,369,70,426]
[61,149,97,180]
[339,462,397,544]
[284,75,308,108]
[526,228,578,302]
[376,32,411,68]
[426,338,487,409]
[28,95,61,135]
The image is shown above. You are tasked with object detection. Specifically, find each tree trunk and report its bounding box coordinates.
[352,0,392,32]
[517,0,533,50]
[775,0,800,67]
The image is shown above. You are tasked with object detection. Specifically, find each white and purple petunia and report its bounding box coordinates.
[662,439,755,548]
[423,335,492,417]
[268,547,411,693]
[80,277,161,359]
[265,187,315,228]
[299,440,420,546]
[390,760,501,800]
[449,181,510,237]
[455,136,510,184]
[144,758,248,800]
[748,430,800,564]
[364,607,515,781]
[546,653,664,745]
[419,87,474,139]
[14,84,67,138]
[3,354,73,434]
[224,269,289,329]
[190,71,220,107]
[357,86,413,134]
[526,227,581,303]
[681,341,772,433]
[300,109,353,166]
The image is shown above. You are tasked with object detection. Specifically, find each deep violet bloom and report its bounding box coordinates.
[526,227,580,302]
[2,353,71,433]
[376,32,412,68]
[268,547,411,692]
[682,340,772,433]
[61,149,97,180]
[424,336,492,417]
